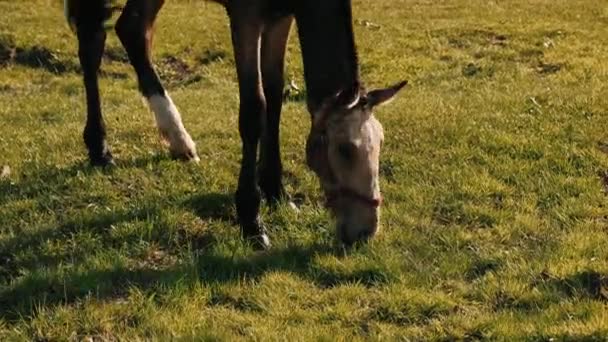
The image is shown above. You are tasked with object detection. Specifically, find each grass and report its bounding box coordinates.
[1,0,608,340]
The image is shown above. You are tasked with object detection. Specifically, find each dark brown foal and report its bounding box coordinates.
[68,0,407,250]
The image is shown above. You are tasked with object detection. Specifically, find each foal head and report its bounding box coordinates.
[306,80,407,247]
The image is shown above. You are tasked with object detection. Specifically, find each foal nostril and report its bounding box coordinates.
[338,224,376,247]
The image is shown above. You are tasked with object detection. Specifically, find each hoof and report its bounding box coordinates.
[162,129,199,163]
[248,233,271,251]
[171,148,200,163]
[89,153,115,168]
[168,136,199,163]
[241,219,271,251]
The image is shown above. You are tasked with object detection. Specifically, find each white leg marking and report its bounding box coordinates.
[147,92,199,161]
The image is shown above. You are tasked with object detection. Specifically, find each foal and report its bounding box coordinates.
[66,0,407,249]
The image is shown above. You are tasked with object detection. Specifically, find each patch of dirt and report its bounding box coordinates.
[132,248,178,271]
[462,62,482,77]
[534,270,608,302]
[196,49,227,66]
[490,34,508,46]
[432,29,508,49]
[536,61,563,75]
[448,37,470,49]
[160,55,189,75]
[462,62,496,78]
[157,55,203,88]
[40,111,63,125]
[0,34,77,74]
[518,48,544,63]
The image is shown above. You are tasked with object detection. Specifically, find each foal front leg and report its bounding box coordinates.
[77,17,113,166]
[230,18,270,249]
[116,0,198,161]
[258,16,293,204]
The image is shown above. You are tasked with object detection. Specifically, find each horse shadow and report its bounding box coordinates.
[184,192,235,223]
[0,34,79,74]
[1,158,382,323]
[0,240,348,322]
[0,154,184,207]
[1,160,103,207]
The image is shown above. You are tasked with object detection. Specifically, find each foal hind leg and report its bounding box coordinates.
[115,0,198,161]
[74,2,113,166]
[230,15,270,249]
[258,16,293,204]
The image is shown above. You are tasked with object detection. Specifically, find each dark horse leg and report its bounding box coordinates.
[258,16,294,204]
[74,1,113,166]
[115,0,198,161]
[228,9,270,249]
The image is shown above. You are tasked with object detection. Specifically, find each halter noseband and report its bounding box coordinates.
[326,186,383,209]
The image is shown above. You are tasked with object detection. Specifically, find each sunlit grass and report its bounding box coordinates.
[1,0,607,340]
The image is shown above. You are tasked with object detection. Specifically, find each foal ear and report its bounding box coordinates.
[366,80,408,108]
[338,81,362,109]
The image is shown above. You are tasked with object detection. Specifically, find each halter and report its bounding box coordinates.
[307,87,382,210]
[325,186,383,209]
[308,130,382,210]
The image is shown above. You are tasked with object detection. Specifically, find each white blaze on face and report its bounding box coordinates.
[147,92,199,161]
[329,111,383,199]
[365,116,384,197]
[325,110,384,244]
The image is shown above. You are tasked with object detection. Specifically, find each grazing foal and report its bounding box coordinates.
[66,0,407,249]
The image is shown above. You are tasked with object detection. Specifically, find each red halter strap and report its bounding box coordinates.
[326,187,383,209]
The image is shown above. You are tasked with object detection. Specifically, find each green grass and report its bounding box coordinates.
[1,0,608,340]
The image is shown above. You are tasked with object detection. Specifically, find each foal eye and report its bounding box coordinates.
[337,142,357,162]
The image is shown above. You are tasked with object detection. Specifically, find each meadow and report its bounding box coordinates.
[1,0,608,340]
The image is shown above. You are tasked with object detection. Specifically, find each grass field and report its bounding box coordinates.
[1,0,608,340]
